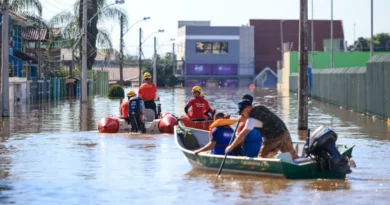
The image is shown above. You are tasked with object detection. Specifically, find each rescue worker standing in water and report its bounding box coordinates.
[120,91,137,123]
[184,86,215,121]
[128,93,146,133]
[138,72,159,119]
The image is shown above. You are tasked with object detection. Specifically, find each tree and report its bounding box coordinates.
[349,33,390,52]
[141,53,180,87]
[3,0,42,16]
[49,0,128,70]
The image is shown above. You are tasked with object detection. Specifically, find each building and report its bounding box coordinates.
[175,21,255,87]
[250,19,345,87]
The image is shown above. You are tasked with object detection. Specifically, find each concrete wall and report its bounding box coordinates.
[289,55,390,119]
[238,26,255,76]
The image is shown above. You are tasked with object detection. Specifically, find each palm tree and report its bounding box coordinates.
[50,0,128,70]
[1,0,42,16]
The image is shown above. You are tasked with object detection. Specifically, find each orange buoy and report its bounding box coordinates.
[158,113,178,134]
[98,117,120,133]
[387,117,390,126]
[249,84,255,89]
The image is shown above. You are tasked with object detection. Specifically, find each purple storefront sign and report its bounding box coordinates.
[186,64,212,75]
[212,64,238,75]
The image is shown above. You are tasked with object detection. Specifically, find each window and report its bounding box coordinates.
[196,42,228,54]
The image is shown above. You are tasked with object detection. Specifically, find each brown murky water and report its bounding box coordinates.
[0,87,389,204]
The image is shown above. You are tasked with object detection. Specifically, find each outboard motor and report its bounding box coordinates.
[304,125,352,174]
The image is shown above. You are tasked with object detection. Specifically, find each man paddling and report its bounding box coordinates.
[225,95,298,159]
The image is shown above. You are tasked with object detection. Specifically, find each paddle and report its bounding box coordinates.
[217,121,240,176]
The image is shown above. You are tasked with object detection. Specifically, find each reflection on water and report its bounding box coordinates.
[0,87,388,204]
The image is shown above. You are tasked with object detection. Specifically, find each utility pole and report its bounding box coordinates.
[370,0,374,57]
[311,0,314,67]
[330,0,334,68]
[1,0,10,117]
[119,15,124,86]
[298,0,309,139]
[81,0,88,103]
[153,36,157,84]
[138,27,142,86]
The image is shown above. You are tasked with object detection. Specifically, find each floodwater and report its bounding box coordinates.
[0,87,389,205]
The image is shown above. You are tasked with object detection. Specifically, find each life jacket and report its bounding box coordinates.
[186,97,211,120]
[210,126,234,155]
[128,96,142,117]
[120,100,129,118]
[248,105,287,140]
[208,119,237,137]
[138,82,157,101]
[241,129,262,158]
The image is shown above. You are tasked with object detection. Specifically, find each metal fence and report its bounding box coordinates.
[289,54,390,119]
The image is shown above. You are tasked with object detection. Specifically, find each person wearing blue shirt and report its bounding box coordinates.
[194,113,234,156]
[128,95,146,133]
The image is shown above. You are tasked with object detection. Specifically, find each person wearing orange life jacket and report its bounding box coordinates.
[138,72,159,119]
[184,86,215,121]
[199,91,216,120]
[120,90,137,123]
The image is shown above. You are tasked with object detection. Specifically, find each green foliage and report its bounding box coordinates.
[349,33,390,52]
[108,84,124,98]
[141,53,180,87]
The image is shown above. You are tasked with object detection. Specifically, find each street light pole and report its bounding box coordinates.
[119,15,124,86]
[311,0,314,67]
[138,27,142,86]
[153,37,157,84]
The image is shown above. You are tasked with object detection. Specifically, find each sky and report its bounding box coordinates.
[40,0,390,58]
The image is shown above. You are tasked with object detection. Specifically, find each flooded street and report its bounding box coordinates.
[0,87,389,204]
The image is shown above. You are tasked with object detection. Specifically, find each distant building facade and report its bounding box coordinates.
[175,21,255,87]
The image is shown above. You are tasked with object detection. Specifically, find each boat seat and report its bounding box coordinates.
[144,109,156,122]
[293,157,313,164]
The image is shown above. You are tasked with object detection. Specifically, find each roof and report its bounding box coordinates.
[8,11,34,27]
[22,28,62,41]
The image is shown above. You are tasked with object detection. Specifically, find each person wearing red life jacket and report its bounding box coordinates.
[138,72,159,119]
[184,86,214,121]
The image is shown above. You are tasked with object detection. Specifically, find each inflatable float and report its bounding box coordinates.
[98,109,178,134]
[179,114,231,131]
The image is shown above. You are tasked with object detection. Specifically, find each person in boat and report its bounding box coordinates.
[120,91,137,123]
[138,72,159,119]
[184,86,215,121]
[200,91,216,120]
[225,95,299,159]
[231,95,263,158]
[194,112,234,156]
[128,92,146,133]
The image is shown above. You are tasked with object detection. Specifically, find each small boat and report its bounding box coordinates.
[179,114,231,131]
[174,125,356,180]
[98,110,178,134]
